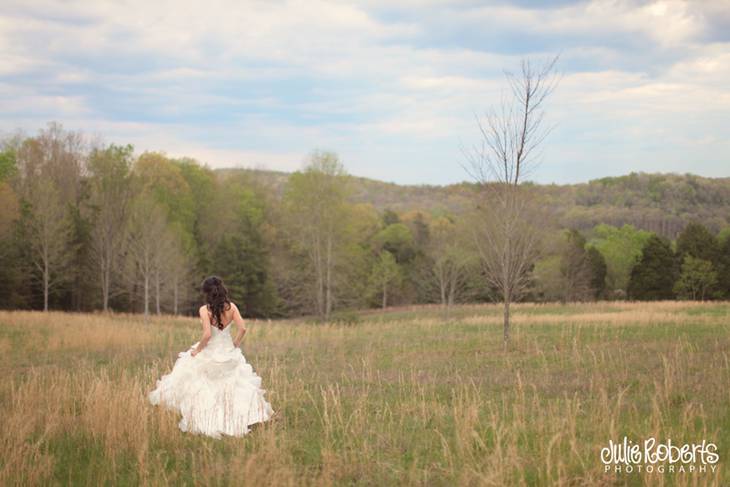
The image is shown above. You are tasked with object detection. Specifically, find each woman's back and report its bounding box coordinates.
[202,303,235,329]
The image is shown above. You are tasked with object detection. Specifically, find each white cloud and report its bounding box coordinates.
[0,0,728,184]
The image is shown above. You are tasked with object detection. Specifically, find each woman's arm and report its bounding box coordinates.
[231,302,247,348]
[191,306,212,356]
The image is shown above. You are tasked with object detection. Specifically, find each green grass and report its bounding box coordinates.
[1,301,728,486]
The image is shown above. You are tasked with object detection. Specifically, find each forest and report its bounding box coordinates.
[1,122,729,318]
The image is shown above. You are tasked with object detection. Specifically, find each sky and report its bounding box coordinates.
[0,0,728,185]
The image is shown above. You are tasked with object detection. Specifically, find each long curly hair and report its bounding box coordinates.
[201,276,231,330]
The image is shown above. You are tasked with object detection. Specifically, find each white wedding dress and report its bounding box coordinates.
[148,320,274,438]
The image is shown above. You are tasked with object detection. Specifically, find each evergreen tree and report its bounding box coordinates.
[627,234,677,300]
[717,236,730,299]
[586,246,607,299]
[208,175,280,318]
[559,229,592,302]
[212,231,279,318]
[372,223,416,263]
[676,221,719,264]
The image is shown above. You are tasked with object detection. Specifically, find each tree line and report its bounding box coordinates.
[1,123,729,319]
[532,222,730,302]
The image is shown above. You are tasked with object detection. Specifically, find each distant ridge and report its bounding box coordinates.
[215,168,730,238]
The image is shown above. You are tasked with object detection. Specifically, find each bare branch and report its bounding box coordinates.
[462,55,560,344]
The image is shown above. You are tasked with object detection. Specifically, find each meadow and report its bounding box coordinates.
[1,301,728,486]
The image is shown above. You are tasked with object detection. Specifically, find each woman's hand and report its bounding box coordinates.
[194,306,212,356]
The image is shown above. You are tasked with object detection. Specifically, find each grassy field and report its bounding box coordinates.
[1,301,728,486]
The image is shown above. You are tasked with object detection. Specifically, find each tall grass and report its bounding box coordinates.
[0,302,728,485]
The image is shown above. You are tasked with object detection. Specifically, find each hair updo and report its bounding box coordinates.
[201,276,231,330]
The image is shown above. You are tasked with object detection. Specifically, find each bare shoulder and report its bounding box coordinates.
[198,304,208,316]
[230,301,241,313]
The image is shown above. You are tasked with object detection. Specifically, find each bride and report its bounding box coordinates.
[148,276,274,438]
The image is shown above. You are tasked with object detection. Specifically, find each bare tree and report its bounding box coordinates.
[164,232,195,315]
[87,144,134,311]
[125,191,169,319]
[13,124,85,311]
[463,56,560,345]
[24,179,73,311]
[153,224,184,315]
[426,216,478,308]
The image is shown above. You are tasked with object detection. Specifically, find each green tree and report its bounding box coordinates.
[134,152,196,237]
[64,203,96,311]
[586,246,607,299]
[282,150,352,320]
[404,211,430,249]
[87,144,134,311]
[368,251,402,308]
[12,125,84,311]
[559,229,592,302]
[589,224,652,295]
[207,175,279,317]
[372,223,416,263]
[425,217,477,307]
[673,255,718,301]
[533,229,605,302]
[532,255,563,302]
[716,236,730,299]
[0,145,19,290]
[627,234,677,301]
[0,167,21,307]
[382,209,400,226]
[718,227,730,247]
[132,152,198,311]
[676,221,719,265]
[213,232,279,317]
[175,157,217,274]
[0,147,16,182]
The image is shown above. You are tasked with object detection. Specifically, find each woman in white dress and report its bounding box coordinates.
[148,276,274,438]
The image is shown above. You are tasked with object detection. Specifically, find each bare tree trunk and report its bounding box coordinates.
[155,267,161,315]
[503,293,511,345]
[173,275,179,315]
[16,125,80,313]
[439,269,447,307]
[101,258,110,311]
[325,232,333,320]
[448,277,456,307]
[284,151,348,322]
[43,259,49,312]
[463,55,559,346]
[502,209,513,346]
[314,233,324,319]
[144,268,149,319]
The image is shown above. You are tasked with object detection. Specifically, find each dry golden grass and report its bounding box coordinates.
[0,302,728,486]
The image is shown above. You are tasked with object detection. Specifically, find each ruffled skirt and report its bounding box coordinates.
[148,338,274,438]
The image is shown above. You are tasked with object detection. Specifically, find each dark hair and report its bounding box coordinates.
[201,276,231,330]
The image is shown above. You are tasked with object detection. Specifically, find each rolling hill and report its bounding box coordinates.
[216,168,730,238]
